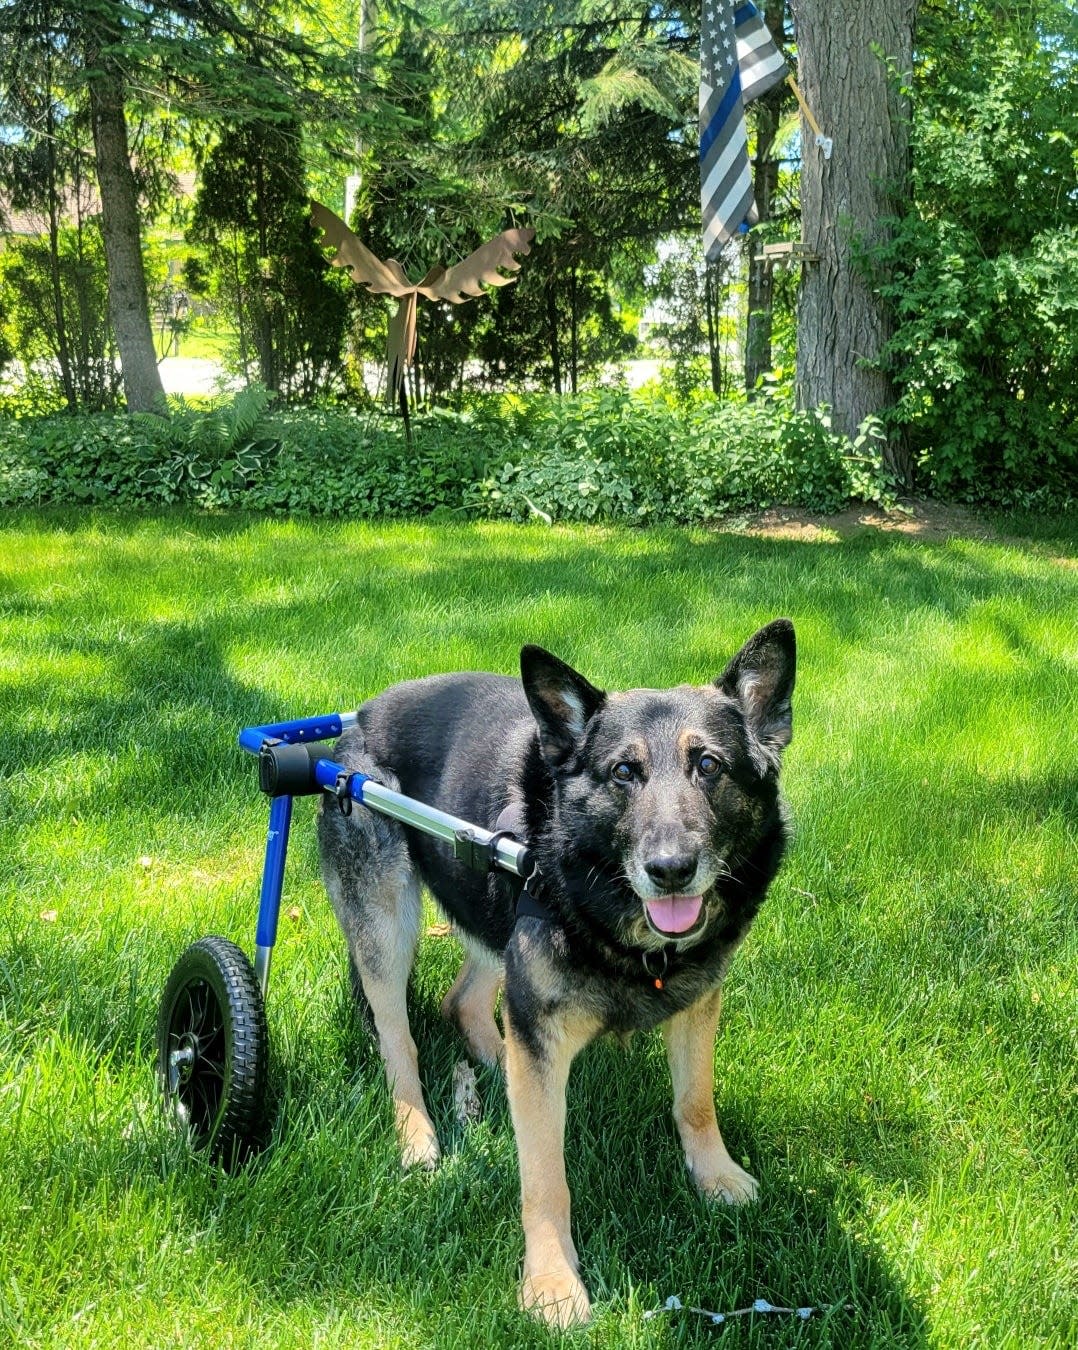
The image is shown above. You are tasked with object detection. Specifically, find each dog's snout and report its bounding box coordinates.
[643,852,698,892]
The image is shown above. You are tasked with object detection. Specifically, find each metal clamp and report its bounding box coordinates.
[334,771,353,816]
[453,827,521,874]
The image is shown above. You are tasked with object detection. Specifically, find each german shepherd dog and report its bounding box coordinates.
[317,619,795,1326]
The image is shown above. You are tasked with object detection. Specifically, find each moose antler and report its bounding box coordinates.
[311,201,535,406]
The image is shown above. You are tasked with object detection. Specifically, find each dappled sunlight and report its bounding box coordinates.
[0,510,1073,1348]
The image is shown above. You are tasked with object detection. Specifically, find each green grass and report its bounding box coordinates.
[175,321,236,363]
[0,508,1075,1349]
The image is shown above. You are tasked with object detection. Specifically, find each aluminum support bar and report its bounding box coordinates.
[313,758,531,879]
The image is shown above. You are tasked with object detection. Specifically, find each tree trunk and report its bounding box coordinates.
[790,0,917,480]
[88,67,166,413]
[546,280,562,395]
[744,1,786,396]
[704,265,721,396]
[569,264,578,394]
[45,122,76,412]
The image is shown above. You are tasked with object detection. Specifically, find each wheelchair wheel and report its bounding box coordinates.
[157,936,268,1167]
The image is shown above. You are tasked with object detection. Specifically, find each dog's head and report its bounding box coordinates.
[521,620,795,949]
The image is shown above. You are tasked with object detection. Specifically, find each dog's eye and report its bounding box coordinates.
[697,753,722,778]
[610,761,635,784]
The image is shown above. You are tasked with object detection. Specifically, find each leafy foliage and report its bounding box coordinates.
[0,387,905,518]
[868,0,1078,500]
[188,120,352,401]
[0,220,121,412]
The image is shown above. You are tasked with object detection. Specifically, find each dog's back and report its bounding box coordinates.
[355,671,531,826]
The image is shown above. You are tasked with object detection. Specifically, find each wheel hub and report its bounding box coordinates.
[168,1036,197,1093]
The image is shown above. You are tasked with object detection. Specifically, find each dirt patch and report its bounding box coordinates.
[729,499,999,543]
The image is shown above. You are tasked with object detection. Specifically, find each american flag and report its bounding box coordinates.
[700,2,787,262]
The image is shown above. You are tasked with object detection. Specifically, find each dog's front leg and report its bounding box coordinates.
[504,1002,599,1328]
[662,988,759,1204]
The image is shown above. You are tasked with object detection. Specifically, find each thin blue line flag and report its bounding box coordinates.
[700,2,787,261]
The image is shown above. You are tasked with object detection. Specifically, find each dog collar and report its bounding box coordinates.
[641,945,677,990]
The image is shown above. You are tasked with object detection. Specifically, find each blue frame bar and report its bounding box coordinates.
[238,711,356,755]
[237,708,531,1000]
[253,793,293,994]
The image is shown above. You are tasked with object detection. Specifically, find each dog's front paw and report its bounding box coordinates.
[693,1158,759,1205]
[519,1268,592,1328]
[396,1108,441,1172]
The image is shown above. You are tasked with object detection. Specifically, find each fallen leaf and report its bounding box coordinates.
[426,922,452,938]
[453,1060,482,1126]
[287,906,302,922]
[40,909,58,922]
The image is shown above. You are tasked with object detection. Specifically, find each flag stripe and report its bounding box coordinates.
[699,0,788,260]
[699,68,744,161]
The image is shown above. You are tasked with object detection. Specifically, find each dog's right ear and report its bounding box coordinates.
[520,646,606,767]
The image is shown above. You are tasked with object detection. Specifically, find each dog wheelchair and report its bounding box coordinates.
[156,710,533,1164]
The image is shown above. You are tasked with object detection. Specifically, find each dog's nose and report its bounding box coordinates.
[644,853,698,892]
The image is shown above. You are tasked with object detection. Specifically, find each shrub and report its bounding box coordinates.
[0,387,905,520]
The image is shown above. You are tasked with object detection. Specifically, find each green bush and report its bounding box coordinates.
[866,5,1078,505]
[0,387,903,520]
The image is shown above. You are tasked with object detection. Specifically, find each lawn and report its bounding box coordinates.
[0,508,1074,1349]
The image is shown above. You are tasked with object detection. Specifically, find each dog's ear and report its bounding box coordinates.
[716,618,796,757]
[520,645,606,766]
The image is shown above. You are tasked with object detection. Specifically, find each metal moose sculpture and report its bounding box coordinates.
[311,201,534,409]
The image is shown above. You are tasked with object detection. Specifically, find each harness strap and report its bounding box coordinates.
[515,885,556,924]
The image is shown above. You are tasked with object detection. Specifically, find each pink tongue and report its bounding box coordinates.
[646,894,703,934]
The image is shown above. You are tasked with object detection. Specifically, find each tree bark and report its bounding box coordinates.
[568,264,578,395]
[88,67,166,413]
[790,0,917,480]
[45,103,76,412]
[704,265,721,396]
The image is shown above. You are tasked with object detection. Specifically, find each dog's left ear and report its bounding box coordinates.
[521,645,606,767]
[716,618,796,757]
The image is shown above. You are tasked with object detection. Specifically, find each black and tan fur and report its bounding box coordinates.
[317,619,795,1326]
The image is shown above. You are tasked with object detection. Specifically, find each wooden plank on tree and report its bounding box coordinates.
[761,242,820,264]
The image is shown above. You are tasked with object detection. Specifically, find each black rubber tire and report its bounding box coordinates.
[157,936,268,1168]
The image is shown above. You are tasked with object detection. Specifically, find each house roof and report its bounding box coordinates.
[1,170,198,236]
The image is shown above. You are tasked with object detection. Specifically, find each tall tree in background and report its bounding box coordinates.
[789,0,919,480]
[84,5,165,412]
[190,118,352,399]
[0,0,166,410]
[0,1,369,412]
[344,2,696,395]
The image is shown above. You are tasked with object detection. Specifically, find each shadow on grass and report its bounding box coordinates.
[138,983,934,1347]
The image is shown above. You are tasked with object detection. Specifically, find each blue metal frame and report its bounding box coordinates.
[238,712,352,754]
[252,794,293,992]
[240,712,354,994]
[238,709,531,999]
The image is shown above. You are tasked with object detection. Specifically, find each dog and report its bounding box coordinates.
[317,619,795,1327]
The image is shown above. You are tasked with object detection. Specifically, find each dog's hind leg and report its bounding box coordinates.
[318,749,440,1171]
[351,869,440,1171]
[441,945,504,1067]
[662,987,758,1204]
